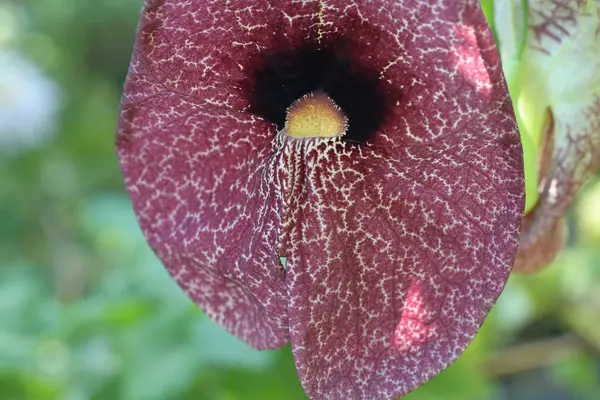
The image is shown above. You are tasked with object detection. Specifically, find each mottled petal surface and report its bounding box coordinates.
[117,0,524,399]
[279,2,522,399]
[118,98,290,348]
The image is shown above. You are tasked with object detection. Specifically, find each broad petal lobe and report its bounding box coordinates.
[118,94,289,348]
[284,140,522,399]
[117,0,524,399]
[275,1,522,399]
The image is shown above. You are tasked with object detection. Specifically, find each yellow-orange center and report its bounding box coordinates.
[284,92,348,138]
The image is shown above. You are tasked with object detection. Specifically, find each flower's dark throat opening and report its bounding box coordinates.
[242,39,394,144]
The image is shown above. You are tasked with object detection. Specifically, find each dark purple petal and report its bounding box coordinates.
[117,0,524,399]
[278,3,523,397]
[118,100,289,348]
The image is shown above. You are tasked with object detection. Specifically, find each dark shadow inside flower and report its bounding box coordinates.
[242,39,395,144]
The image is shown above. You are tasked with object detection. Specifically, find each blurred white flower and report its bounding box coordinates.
[0,50,61,154]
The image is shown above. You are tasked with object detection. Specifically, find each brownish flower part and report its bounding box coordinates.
[511,0,600,273]
[514,109,559,273]
[514,214,566,273]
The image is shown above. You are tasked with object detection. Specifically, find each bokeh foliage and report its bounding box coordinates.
[1,1,600,399]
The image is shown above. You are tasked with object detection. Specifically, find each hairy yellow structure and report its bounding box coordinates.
[285,92,348,138]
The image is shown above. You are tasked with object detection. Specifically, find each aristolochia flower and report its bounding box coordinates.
[117,1,524,399]
[495,0,600,273]
[0,50,61,154]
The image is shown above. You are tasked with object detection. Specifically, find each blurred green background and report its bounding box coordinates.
[1,1,600,399]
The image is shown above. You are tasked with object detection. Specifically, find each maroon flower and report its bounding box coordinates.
[117,1,524,399]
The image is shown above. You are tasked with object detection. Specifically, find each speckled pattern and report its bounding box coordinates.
[116,1,524,399]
